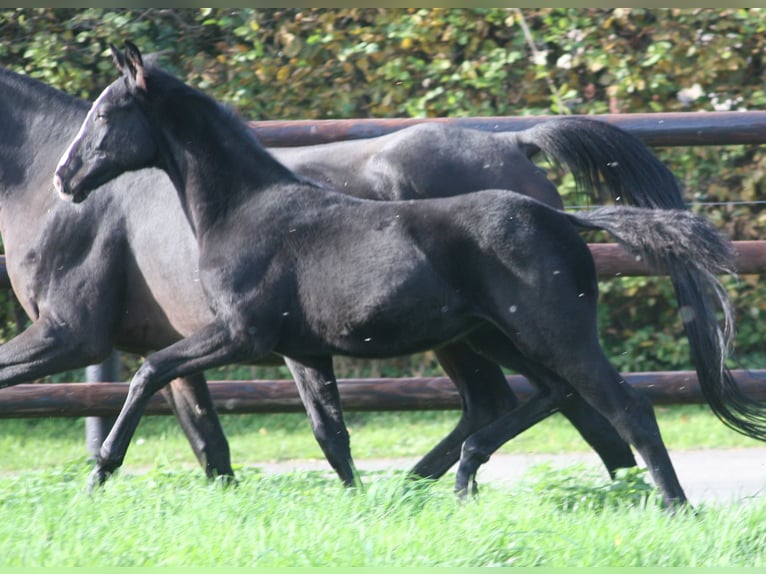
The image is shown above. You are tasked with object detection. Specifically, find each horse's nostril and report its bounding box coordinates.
[52,173,63,194]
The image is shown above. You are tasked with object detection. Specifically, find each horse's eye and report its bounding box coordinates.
[95,111,109,123]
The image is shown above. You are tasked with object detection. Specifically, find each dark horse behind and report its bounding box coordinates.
[54,42,765,507]
[2,60,687,485]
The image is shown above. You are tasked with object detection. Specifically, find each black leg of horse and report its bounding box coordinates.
[558,397,637,477]
[454,389,563,497]
[0,318,113,389]
[0,318,236,481]
[464,328,638,479]
[409,342,519,480]
[160,373,235,481]
[91,322,246,488]
[564,361,687,506]
[284,356,359,486]
[456,347,686,507]
[410,340,636,481]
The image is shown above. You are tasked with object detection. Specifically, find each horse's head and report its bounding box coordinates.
[54,41,158,203]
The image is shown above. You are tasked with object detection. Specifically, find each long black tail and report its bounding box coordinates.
[568,206,766,441]
[514,117,686,209]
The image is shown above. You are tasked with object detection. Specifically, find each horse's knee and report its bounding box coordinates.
[127,360,164,399]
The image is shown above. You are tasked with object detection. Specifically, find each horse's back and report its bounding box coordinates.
[272,123,561,206]
[364,124,559,202]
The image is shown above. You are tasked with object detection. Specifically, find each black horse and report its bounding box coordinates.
[268,118,685,209]
[55,43,760,506]
[2,61,686,484]
[2,63,632,483]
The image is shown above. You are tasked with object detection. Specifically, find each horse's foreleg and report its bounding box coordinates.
[0,318,237,481]
[409,342,519,480]
[284,356,359,487]
[91,322,245,489]
[0,317,111,388]
[160,373,234,481]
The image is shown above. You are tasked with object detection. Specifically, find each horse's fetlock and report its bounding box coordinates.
[460,439,491,466]
[96,452,123,473]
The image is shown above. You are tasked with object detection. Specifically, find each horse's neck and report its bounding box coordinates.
[0,70,86,215]
[158,102,298,237]
[0,72,88,271]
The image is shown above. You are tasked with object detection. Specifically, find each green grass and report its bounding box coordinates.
[1,463,764,566]
[0,405,762,473]
[1,406,763,566]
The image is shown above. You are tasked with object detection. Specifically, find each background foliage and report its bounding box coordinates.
[1,8,765,379]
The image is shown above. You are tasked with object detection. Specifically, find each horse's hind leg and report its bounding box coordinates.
[284,356,359,487]
[160,373,234,481]
[454,388,562,497]
[412,340,636,481]
[465,329,637,479]
[458,337,686,506]
[558,395,637,477]
[557,355,687,506]
[409,341,519,480]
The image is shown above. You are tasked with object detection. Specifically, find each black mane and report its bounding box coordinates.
[0,65,86,111]
[0,66,87,187]
[139,63,299,185]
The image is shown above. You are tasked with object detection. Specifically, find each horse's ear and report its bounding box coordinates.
[123,40,147,93]
[110,43,125,72]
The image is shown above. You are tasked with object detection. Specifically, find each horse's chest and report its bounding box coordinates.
[4,246,48,318]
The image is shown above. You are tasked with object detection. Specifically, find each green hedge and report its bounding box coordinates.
[1,8,764,378]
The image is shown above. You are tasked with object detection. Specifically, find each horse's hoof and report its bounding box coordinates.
[454,474,481,501]
[401,474,435,496]
[212,473,239,489]
[343,475,364,490]
[663,497,693,516]
[87,466,111,492]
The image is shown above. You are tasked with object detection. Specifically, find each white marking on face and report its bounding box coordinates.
[55,86,111,174]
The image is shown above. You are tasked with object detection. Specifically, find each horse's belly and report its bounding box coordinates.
[280,302,479,359]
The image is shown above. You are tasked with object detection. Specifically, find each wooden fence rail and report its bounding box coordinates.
[3,370,765,418]
[0,239,763,416]
[0,110,765,419]
[250,111,766,147]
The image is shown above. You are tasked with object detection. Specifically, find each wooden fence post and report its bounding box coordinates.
[83,351,120,460]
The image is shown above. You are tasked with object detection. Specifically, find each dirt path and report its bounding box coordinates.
[252,447,766,505]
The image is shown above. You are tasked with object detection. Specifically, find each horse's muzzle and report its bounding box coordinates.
[52,172,86,203]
